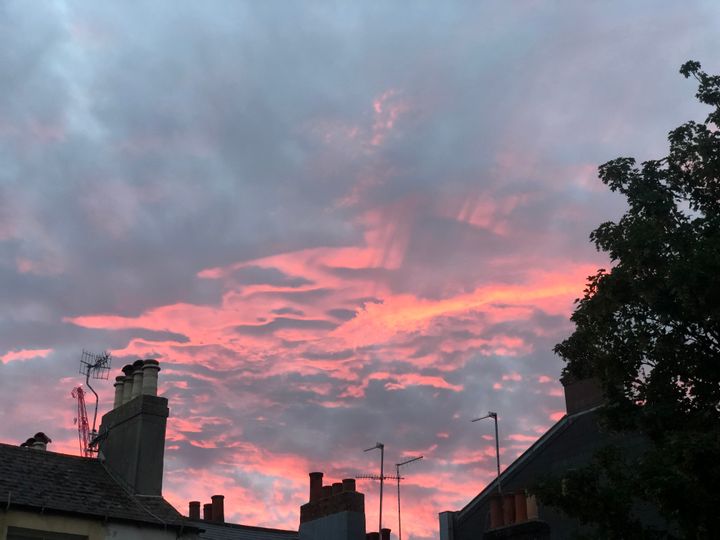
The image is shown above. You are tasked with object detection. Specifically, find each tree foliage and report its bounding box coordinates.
[538,62,720,538]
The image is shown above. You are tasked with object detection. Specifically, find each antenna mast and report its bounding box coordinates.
[78,350,111,445]
[71,386,92,457]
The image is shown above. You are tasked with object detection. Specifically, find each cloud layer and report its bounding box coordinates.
[1,1,719,538]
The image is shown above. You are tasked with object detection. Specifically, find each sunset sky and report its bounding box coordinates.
[1,2,719,539]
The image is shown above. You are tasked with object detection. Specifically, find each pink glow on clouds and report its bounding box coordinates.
[371,89,408,147]
[54,189,598,537]
[1,348,53,364]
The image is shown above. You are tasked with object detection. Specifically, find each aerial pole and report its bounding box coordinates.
[364,442,385,533]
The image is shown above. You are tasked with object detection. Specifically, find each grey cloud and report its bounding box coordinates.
[233,317,338,336]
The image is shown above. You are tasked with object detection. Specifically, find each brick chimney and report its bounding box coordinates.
[97,359,168,495]
[561,375,605,416]
[299,471,366,540]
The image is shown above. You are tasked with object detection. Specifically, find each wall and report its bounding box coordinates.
[0,510,198,540]
[298,511,365,540]
[0,510,105,540]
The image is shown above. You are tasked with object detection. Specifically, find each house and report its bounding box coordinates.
[438,377,650,539]
[0,358,372,540]
[0,358,199,539]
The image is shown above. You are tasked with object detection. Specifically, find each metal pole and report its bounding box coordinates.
[493,413,501,489]
[395,456,422,540]
[472,411,501,494]
[364,442,385,534]
[379,443,384,533]
[396,463,401,540]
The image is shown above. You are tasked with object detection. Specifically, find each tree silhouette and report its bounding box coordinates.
[536,62,720,539]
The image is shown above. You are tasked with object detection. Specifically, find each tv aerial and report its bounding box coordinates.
[78,350,112,448]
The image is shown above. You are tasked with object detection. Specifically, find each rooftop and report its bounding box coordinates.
[0,442,194,531]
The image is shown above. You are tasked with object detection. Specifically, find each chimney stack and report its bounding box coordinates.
[299,471,366,540]
[561,375,604,415]
[189,501,201,520]
[97,359,169,495]
[21,433,52,451]
[211,494,225,523]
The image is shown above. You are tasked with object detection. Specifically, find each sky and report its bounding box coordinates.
[1,1,719,538]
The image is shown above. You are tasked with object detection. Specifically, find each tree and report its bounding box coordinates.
[535,62,720,538]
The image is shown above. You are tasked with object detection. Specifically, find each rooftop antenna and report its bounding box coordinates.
[79,350,111,444]
[395,456,423,540]
[362,442,385,534]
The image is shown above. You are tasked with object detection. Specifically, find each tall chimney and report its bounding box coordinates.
[203,503,212,521]
[211,495,225,523]
[141,359,161,396]
[113,376,125,409]
[130,359,144,400]
[121,364,134,404]
[309,472,323,502]
[97,360,169,495]
[189,501,201,520]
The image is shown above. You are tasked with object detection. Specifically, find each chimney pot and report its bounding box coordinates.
[29,432,51,451]
[381,529,391,540]
[203,503,212,521]
[321,485,332,499]
[211,494,225,523]
[20,437,35,448]
[514,490,528,522]
[342,478,356,492]
[503,493,516,525]
[113,376,125,409]
[121,364,134,404]
[332,482,343,495]
[367,533,380,540]
[526,493,539,520]
[309,471,323,501]
[189,501,200,520]
[130,359,145,400]
[489,494,504,528]
[34,432,52,443]
[141,359,161,396]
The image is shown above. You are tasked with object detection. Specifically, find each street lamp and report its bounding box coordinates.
[472,411,501,493]
[395,456,423,540]
[364,442,384,533]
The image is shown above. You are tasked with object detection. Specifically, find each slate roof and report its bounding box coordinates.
[0,442,196,531]
[191,520,298,540]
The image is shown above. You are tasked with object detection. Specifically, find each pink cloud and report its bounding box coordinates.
[1,348,53,364]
